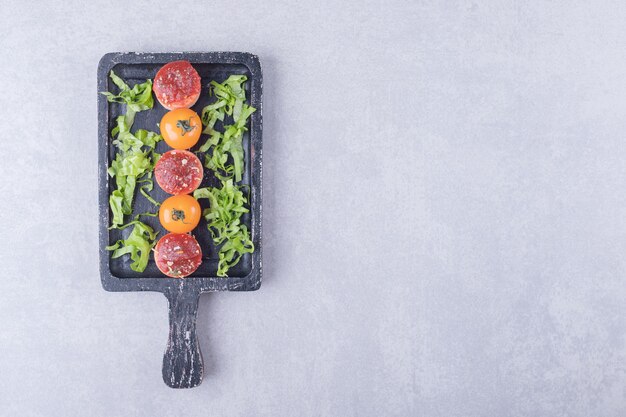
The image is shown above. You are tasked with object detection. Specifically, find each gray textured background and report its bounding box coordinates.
[1,0,625,415]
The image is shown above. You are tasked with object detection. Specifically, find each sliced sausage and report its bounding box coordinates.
[153,61,201,110]
[154,233,202,278]
[155,150,203,195]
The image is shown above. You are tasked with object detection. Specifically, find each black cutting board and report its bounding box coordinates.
[97,52,262,388]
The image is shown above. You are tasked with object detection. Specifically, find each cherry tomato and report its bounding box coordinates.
[159,194,201,233]
[160,108,202,149]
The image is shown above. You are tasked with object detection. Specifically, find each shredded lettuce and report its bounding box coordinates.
[102,71,161,272]
[106,221,158,272]
[201,75,248,133]
[107,115,162,227]
[109,190,125,228]
[194,180,254,277]
[101,70,154,127]
[196,75,257,276]
[140,186,160,206]
[199,75,256,182]
[134,211,158,220]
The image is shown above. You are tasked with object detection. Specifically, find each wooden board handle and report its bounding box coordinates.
[162,289,203,388]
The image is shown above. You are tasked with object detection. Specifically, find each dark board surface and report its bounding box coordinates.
[97,52,263,388]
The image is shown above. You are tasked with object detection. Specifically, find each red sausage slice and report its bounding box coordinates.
[155,233,202,278]
[155,150,203,195]
[153,61,201,110]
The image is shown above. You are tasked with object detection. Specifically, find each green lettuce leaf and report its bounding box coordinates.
[109,190,125,228]
[101,70,154,127]
[106,108,162,228]
[194,180,253,277]
[200,105,255,182]
[140,186,160,206]
[106,221,158,272]
[195,75,257,276]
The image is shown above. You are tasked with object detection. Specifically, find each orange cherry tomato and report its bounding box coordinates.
[160,108,202,149]
[159,194,201,233]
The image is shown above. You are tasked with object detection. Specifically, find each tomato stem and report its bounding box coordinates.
[171,208,191,224]
[176,117,196,136]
